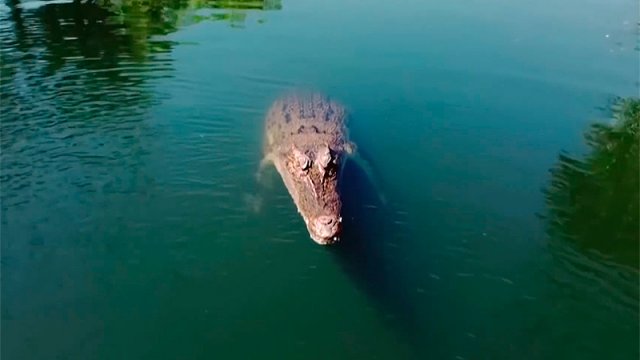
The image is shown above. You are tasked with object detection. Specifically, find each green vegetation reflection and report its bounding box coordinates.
[543,97,639,267]
[101,0,282,35]
[1,0,281,206]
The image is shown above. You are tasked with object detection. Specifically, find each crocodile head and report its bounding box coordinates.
[279,143,343,245]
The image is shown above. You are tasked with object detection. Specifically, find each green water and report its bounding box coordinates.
[1,0,638,359]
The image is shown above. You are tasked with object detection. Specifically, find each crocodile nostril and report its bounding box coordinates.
[318,216,335,225]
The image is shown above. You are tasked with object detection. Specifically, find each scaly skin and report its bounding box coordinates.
[261,92,355,245]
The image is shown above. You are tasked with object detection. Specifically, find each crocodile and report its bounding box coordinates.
[258,92,356,245]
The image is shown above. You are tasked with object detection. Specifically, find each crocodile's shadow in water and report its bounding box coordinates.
[329,157,427,357]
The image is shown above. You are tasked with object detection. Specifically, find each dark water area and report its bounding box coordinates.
[1,0,638,359]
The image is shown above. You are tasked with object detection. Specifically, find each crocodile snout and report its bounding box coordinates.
[309,215,342,245]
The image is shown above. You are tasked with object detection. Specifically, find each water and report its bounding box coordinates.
[1,0,638,359]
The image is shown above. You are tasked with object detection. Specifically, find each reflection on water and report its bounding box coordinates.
[1,1,281,359]
[1,0,173,220]
[541,97,639,359]
[543,97,639,268]
[0,0,282,205]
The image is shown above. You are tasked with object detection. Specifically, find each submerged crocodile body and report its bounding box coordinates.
[260,92,355,245]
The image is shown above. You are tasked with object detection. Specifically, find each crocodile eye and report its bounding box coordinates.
[317,147,332,168]
[299,157,311,170]
[293,149,311,171]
